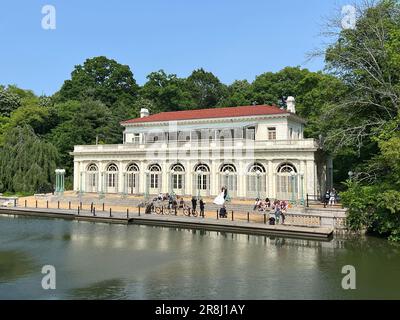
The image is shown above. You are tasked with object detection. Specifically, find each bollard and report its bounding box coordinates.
[264,214,266,224]
[36,200,38,208]
[103,203,105,211]
[127,208,129,219]
[46,201,48,209]
[175,207,177,216]
[25,200,27,208]
[109,208,112,218]
[58,201,60,209]
[90,202,93,213]
[161,207,164,215]
[69,201,71,210]
[138,206,141,216]
[247,212,250,223]
[77,207,80,215]
[80,202,82,210]
[232,211,234,221]
[217,210,219,220]
[93,207,96,216]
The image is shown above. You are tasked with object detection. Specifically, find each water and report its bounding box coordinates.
[0,215,399,300]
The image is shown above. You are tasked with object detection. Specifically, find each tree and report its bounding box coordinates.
[218,80,253,107]
[322,0,400,241]
[49,99,114,174]
[0,126,58,193]
[0,86,21,117]
[55,56,139,107]
[185,68,227,108]
[140,70,193,113]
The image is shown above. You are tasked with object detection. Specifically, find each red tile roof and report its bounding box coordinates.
[121,105,288,125]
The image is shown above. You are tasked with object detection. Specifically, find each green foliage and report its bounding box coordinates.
[55,56,139,107]
[0,86,21,117]
[0,126,58,193]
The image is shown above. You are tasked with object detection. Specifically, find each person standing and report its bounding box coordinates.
[191,196,197,213]
[199,199,205,217]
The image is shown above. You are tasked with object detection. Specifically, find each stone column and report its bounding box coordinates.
[73,161,79,191]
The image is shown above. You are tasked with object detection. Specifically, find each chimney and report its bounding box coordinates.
[140,108,150,118]
[286,96,296,113]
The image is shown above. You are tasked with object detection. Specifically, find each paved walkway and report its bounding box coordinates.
[0,205,333,240]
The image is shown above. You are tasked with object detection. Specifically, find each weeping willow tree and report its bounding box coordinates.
[0,126,58,193]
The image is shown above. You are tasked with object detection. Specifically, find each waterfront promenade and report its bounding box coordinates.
[0,191,341,240]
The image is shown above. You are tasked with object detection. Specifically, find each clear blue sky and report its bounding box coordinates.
[0,0,348,96]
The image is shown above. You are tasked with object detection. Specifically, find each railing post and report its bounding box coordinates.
[306,194,309,208]
[93,207,96,216]
[103,203,105,211]
[109,208,112,218]
[58,201,60,209]
[161,206,164,215]
[247,212,250,223]
[46,200,48,208]
[217,210,219,220]
[80,202,82,210]
[175,207,177,216]
[36,200,38,208]
[90,202,93,213]
[264,214,266,224]
[77,206,80,215]
[127,208,129,219]
[69,201,71,210]
[25,200,27,208]
[231,211,234,221]
[138,206,140,216]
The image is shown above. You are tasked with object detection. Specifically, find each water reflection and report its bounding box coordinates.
[0,250,36,283]
[0,215,399,299]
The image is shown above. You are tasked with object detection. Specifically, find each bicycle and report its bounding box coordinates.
[183,206,198,217]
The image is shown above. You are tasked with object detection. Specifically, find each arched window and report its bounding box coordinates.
[276,163,298,200]
[106,163,118,190]
[278,163,297,174]
[247,163,266,197]
[127,163,139,172]
[87,164,98,190]
[87,164,98,171]
[148,164,161,189]
[127,163,139,193]
[220,164,237,194]
[194,163,210,193]
[171,164,185,190]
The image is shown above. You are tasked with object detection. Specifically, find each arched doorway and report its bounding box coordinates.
[127,163,139,194]
[170,163,185,195]
[106,163,119,194]
[247,163,266,199]
[276,163,298,201]
[148,164,162,194]
[86,163,98,193]
[193,163,210,197]
[219,164,237,197]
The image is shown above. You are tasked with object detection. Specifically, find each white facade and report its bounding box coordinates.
[71,104,329,201]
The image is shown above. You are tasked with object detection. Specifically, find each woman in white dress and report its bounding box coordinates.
[213,187,226,206]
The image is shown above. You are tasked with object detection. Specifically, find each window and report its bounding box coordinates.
[150,174,158,188]
[173,175,183,189]
[149,164,161,189]
[171,164,185,190]
[195,164,210,191]
[247,163,266,194]
[246,127,256,140]
[220,164,237,192]
[127,163,139,189]
[133,134,140,143]
[268,127,276,140]
[106,164,118,188]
